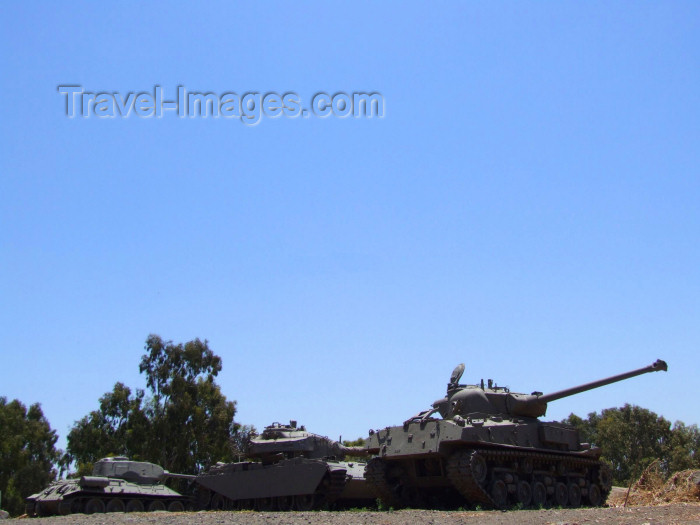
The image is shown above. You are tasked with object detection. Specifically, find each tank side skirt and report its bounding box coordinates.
[196,460,329,501]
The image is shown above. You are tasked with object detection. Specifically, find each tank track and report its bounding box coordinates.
[446,450,494,507]
[364,458,403,508]
[325,468,350,503]
[447,447,611,509]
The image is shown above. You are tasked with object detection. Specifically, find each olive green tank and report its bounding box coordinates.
[25,457,194,516]
[365,359,668,509]
[195,421,374,511]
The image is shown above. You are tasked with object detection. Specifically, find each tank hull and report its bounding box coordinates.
[366,418,612,509]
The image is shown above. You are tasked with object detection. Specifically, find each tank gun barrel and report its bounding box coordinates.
[340,446,369,457]
[504,359,668,418]
[537,359,667,403]
[163,472,196,480]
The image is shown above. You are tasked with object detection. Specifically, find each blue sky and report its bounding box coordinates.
[1,2,698,451]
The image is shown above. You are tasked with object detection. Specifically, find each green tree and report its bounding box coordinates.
[596,404,672,483]
[65,335,243,476]
[342,437,367,447]
[561,404,696,485]
[139,335,238,473]
[0,398,60,516]
[63,382,150,475]
[229,424,257,459]
[341,437,368,461]
[561,411,600,445]
[667,421,700,473]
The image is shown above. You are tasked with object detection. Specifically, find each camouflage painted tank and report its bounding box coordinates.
[195,421,374,511]
[25,457,194,516]
[365,359,668,509]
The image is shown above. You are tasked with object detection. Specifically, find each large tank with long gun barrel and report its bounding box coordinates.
[25,457,195,516]
[365,359,667,509]
[195,421,374,511]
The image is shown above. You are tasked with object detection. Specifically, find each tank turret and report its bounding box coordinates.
[431,359,667,420]
[91,456,194,484]
[248,421,368,464]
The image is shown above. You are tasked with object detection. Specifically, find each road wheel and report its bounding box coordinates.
[516,481,532,507]
[126,500,144,512]
[34,502,47,517]
[147,500,166,512]
[168,501,185,512]
[106,499,125,513]
[568,482,582,507]
[490,479,508,508]
[85,498,105,514]
[195,488,211,509]
[598,466,613,492]
[587,483,602,507]
[470,452,488,484]
[532,481,547,507]
[554,482,568,507]
[294,494,315,511]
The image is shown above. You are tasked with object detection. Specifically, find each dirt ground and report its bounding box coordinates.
[8,503,700,525]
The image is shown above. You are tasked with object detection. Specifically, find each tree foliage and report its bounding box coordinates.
[667,421,700,473]
[65,335,244,476]
[562,404,699,485]
[0,398,60,516]
[229,424,257,459]
[342,437,367,447]
[64,383,150,475]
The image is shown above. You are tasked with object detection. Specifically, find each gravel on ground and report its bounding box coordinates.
[9,503,700,525]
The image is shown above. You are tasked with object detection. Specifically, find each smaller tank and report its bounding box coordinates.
[195,421,374,511]
[25,457,194,516]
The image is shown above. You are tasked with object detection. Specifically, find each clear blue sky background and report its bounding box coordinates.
[1,2,698,452]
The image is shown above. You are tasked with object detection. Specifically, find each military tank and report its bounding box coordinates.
[195,421,374,511]
[25,457,194,516]
[365,359,668,509]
